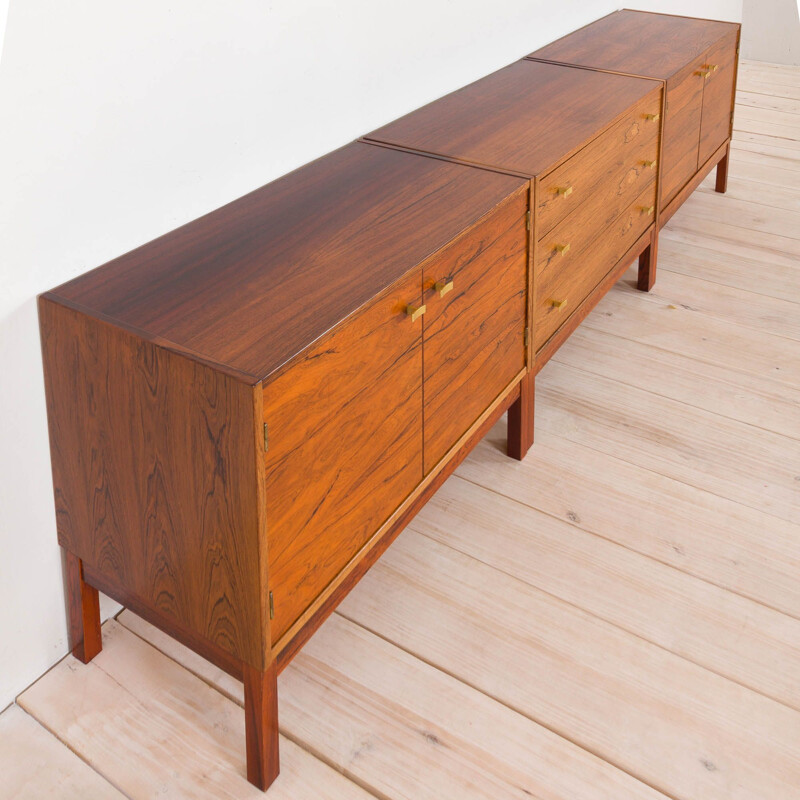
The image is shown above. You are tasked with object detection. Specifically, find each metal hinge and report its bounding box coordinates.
[526,211,531,231]
[263,423,269,452]
[524,326,530,349]
[269,591,274,620]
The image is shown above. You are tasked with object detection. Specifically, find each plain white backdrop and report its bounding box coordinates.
[0,0,744,709]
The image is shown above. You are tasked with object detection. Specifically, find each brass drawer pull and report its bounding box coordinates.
[553,243,571,255]
[696,68,711,79]
[549,298,568,310]
[555,185,574,197]
[405,303,426,322]
[642,159,657,170]
[644,112,660,122]
[434,279,454,297]
[639,205,655,216]
[704,63,719,72]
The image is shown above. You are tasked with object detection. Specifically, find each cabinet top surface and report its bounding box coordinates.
[529,10,740,80]
[48,142,526,383]
[366,60,661,177]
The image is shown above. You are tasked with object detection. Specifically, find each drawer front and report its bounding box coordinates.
[698,33,738,166]
[423,188,528,474]
[661,63,706,204]
[538,88,662,239]
[263,269,423,641]
[534,183,656,350]
[536,163,656,280]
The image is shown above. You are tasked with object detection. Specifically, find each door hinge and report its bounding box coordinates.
[526,211,531,231]
[263,423,269,452]
[269,591,274,620]
[524,326,530,349]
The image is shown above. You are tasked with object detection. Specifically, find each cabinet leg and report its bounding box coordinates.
[507,371,534,461]
[636,227,659,293]
[715,143,730,194]
[244,661,280,791]
[64,550,102,663]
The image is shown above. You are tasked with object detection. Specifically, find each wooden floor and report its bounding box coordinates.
[5,60,800,799]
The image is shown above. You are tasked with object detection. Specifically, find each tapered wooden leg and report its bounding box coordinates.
[637,227,659,292]
[64,550,102,663]
[715,143,730,194]
[244,661,280,791]
[507,371,534,460]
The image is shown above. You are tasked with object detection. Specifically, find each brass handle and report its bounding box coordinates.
[696,68,711,78]
[704,63,719,72]
[549,298,568,310]
[434,279,454,297]
[644,112,660,122]
[553,243,571,255]
[405,303,426,322]
[555,185,574,197]
[642,159,657,169]
[639,205,655,216]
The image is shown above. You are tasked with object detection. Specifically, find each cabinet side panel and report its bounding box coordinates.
[39,296,263,668]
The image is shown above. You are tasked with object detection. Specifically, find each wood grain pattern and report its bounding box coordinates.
[660,64,706,203]
[18,622,373,799]
[422,188,528,472]
[367,60,661,178]
[529,10,739,83]
[537,89,661,237]
[64,550,102,664]
[39,296,266,670]
[339,532,800,800]
[535,183,657,349]
[0,705,125,800]
[273,375,522,669]
[244,663,280,791]
[698,33,740,166]
[533,226,653,371]
[507,370,535,460]
[50,142,524,382]
[262,269,424,642]
[121,610,673,800]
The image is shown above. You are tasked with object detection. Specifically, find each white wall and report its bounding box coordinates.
[0,0,742,709]
[742,0,800,64]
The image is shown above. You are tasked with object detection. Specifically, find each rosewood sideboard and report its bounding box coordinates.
[528,9,741,230]
[38,11,738,792]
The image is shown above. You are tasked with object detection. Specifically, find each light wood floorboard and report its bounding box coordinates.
[10,60,800,800]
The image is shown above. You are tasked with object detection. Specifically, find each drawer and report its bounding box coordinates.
[698,32,738,166]
[660,61,706,204]
[422,186,527,474]
[537,87,661,239]
[536,161,655,280]
[534,182,656,350]
[263,268,424,641]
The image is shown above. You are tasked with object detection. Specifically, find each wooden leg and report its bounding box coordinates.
[243,661,280,791]
[64,550,102,663]
[636,227,659,292]
[507,371,534,461]
[715,143,730,194]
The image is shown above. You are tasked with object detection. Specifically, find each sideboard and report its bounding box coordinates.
[39,11,738,792]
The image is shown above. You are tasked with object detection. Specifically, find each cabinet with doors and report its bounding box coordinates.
[40,141,530,791]
[528,9,740,224]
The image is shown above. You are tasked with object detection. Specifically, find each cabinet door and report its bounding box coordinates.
[422,187,528,474]
[263,269,423,641]
[661,63,705,205]
[698,33,738,166]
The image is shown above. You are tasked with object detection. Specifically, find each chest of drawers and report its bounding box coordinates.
[366,58,663,367]
[528,9,741,227]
